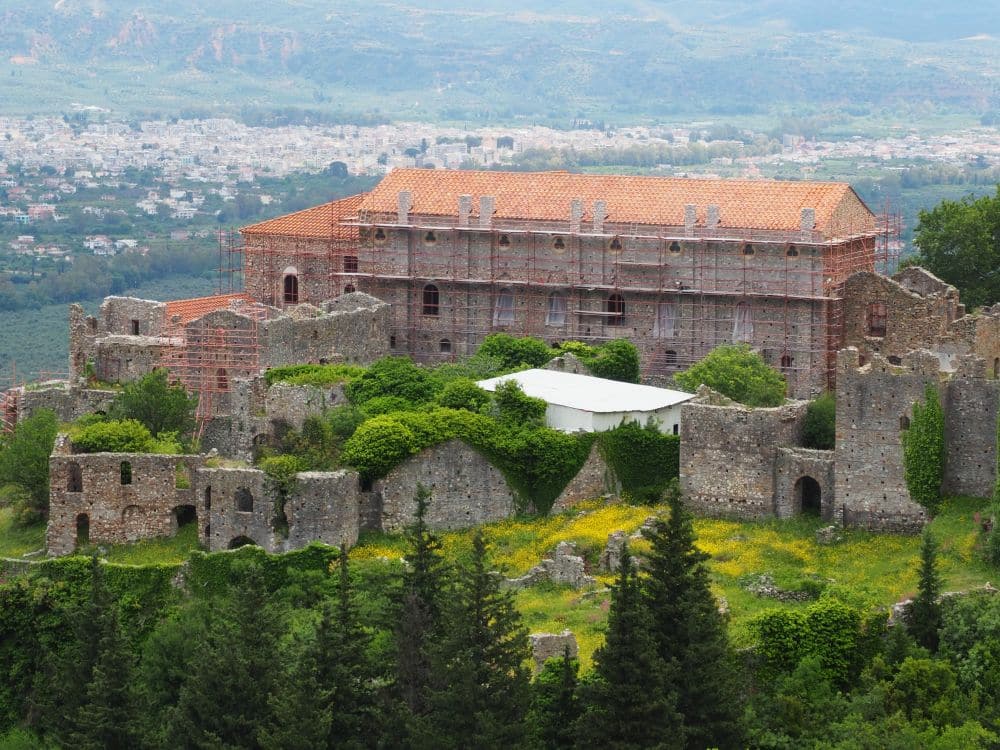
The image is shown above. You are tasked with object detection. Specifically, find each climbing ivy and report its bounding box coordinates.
[901,383,945,516]
[597,422,680,503]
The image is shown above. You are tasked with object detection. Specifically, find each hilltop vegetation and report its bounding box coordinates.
[0,1,998,123]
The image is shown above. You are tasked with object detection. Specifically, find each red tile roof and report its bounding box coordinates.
[164,293,254,326]
[241,194,365,239]
[357,169,875,238]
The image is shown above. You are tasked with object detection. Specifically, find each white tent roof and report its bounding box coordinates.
[476,369,695,413]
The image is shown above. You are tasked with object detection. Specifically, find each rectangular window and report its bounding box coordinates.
[343,255,358,273]
[494,290,515,325]
[654,302,676,338]
[867,302,887,338]
[130,319,140,335]
[546,293,567,326]
[733,302,753,342]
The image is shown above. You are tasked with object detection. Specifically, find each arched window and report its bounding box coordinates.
[780,353,793,369]
[654,302,676,338]
[606,293,625,326]
[120,461,132,486]
[786,245,799,257]
[664,350,678,367]
[742,243,755,256]
[546,292,567,326]
[439,338,452,353]
[900,415,911,430]
[283,273,299,304]
[608,237,623,252]
[236,488,254,513]
[734,301,753,342]
[669,241,681,254]
[423,230,437,245]
[67,462,83,492]
[867,302,887,338]
[422,284,439,316]
[553,236,566,252]
[499,234,511,247]
[216,368,228,391]
[374,227,387,243]
[343,255,358,273]
[494,288,515,325]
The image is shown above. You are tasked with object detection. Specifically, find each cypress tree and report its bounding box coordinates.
[642,487,744,749]
[257,630,333,749]
[396,485,448,717]
[527,646,580,750]
[420,529,531,749]
[574,546,684,750]
[908,528,942,652]
[169,564,284,749]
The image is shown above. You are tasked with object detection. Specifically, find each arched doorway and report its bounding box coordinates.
[795,476,822,516]
[228,536,258,549]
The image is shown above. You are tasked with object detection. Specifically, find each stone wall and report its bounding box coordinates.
[834,349,935,530]
[376,439,518,532]
[550,442,619,512]
[285,471,361,550]
[943,357,1000,497]
[18,384,117,423]
[680,389,807,519]
[773,448,835,519]
[46,438,203,556]
[95,336,172,384]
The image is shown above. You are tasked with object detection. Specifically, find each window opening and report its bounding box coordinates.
[343,255,358,273]
[120,461,132,485]
[499,234,510,247]
[439,339,452,353]
[654,302,676,338]
[283,274,299,303]
[236,488,254,512]
[786,245,799,257]
[67,462,83,492]
[546,292,567,326]
[494,289,515,325]
[606,293,625,326]
[130,319,140,335]
[867,303,887,338]
[422,284,440,316]
[734,301,753,342]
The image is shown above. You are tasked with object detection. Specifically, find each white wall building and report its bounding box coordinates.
[477,369,694,435]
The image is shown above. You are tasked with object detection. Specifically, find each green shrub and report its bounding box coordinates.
[0,409,58,515]
[598,421,680,503]
[108,368,197,438]
[359,395,418,417]
[436,378,492,412]
[901,383,945,515]
[803,392,836,450]
[264,363,364,387]
[340,415,420,479]
[580,339,641,383]
[72,419,155,453]
[326,405,365,441]
[477,333,554,370]
[259,454,307,488]
[345,356,441,406]
[493,380,546,426]
[675,344,786,407]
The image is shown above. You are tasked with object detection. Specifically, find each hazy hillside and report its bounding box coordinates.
[0,0,997,123]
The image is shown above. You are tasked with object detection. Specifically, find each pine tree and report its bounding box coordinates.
[396,485,448,717]
[420,529,531,749]
[169,564,284,749]
[908,528,942,652]
[642,487,744,749]
[574,546,684,750]
[257,631,333,749]
[50,557,137,750]
[527,646,579,750]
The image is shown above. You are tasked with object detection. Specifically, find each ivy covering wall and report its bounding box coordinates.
[901,383,945,515]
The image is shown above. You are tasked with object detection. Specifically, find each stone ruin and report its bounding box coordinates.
[529,630,579,670]
[505,541,595,590]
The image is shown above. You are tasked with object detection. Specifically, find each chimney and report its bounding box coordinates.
[684,204,697,236]
[458,194,472,227]
[397,190,412,224]
[800,207,816,239]
[706,204,720,230]
[478,195,495,229]
[569,198,583,233]
[592,200,607,233]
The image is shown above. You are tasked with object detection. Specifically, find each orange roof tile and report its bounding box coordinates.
[357,169,875,238]
[164,293,254,326]
[241,194,366,239]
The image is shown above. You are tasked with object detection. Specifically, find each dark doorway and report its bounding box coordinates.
[283,274,299,303]
[796,476,822,516]
[76,513,90,547]
[173,504,197,527]
[228,536,258,549]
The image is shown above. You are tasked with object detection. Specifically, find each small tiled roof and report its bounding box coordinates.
[241,194,366,239]
[164,293,253,326]
[358,169,873,237]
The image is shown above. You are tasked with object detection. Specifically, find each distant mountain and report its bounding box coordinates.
[0,1,997,122]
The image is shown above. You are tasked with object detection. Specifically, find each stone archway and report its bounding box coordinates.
[228,535,258,549]
[795,476,822,516]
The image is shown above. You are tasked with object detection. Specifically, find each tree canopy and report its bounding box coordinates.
[674,344,786,407]
[913,186,1000,309]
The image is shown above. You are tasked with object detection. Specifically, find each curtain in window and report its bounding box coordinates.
[654,302,676,338]
[733,301,753,342]
[546,292,567,325]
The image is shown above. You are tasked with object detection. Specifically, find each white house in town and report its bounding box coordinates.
[476,369,694,435]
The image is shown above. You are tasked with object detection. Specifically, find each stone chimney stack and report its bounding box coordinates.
[800,207,816,240]
[706,204,720,230]
[570,199,583,233]
[397,190,412,224]
[478,195,495,229]
[592,200,607,233]
[684,204,697,236]
[458,194,472,227]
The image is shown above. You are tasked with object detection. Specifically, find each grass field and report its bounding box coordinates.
[4,494,993,666]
